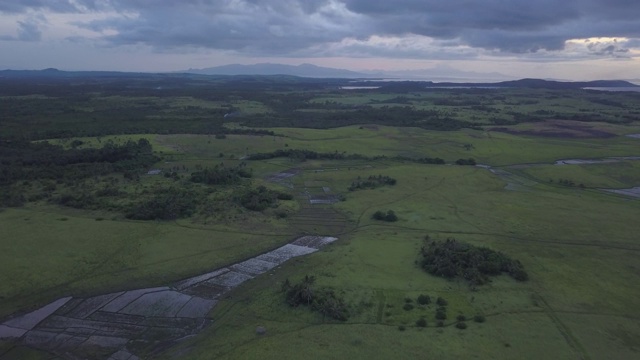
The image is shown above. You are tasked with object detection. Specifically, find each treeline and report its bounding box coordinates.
[372,210,398,222]
[0,138,157,185]
[190,163,252,185]
[247,149,377,161]
[420,237,528,286]
[454,158,477,165]
[239,106,476,131]
[125,187,200,220]
[349,175,396,191]
[247,149,447,164]
[234,185,293,211]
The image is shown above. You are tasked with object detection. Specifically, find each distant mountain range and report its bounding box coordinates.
[184,63,369,78]
[0,67,638,89]
[182,63,515,81]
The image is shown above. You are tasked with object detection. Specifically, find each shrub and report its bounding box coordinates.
[417,294,431,305]
[456,314,466,322]
[456,322,468,330]
[436,297,448,306]
[435,309,447,320]
[403,303,414,311]
[398,325,406,331]
[282,275,349,321]
[473,315,486,323]
[372,210,398,222]
[416,318,427,327]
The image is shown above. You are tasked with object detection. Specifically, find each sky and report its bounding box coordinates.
[0,0,639,81]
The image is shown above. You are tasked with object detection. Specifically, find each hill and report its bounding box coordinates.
[183,63,370,78]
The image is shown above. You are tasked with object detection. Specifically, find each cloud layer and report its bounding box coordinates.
[1,0,639,61]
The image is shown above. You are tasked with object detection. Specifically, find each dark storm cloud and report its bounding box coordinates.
[343,0,640,53]
[2,0,639,56]
[74,1,354,54]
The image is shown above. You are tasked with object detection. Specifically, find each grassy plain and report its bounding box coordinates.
[156,156,640,359]
[0,207,299,319]
[2,83,640,359]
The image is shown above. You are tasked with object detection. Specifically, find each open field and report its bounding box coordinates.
[1,80,640,359]
[156,162,640,360]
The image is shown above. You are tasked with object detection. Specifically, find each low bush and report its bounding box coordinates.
[417,294,431,305]
[372,210,398,222]
[473,315,486,323]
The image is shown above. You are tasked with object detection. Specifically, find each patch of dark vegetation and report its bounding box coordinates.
[282,276,349,321]
[234,185,292,211]
[414,157,446,165]
[454,158,477,166]
[473,315,486,323]
[403,303,414,311]
[189,163,252,185]
[456,322,468,330]
[417,294,431,305]
[420,237,528,286]
[372,210,398,222]
[348,175,396,191]
[0,138,167,209]
[247,149,379,161]
[247,149,446,165]
[125,187,200,220]
[416,318,427,327]
[0,138,157,187]
[556,178,584,188]
[435,307,447,320]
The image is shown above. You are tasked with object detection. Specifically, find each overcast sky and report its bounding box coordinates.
[1,0,639,80]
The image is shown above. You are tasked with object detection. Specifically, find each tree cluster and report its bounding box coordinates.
[189,163,252,185]
[348,175,396,191]
[247,149,373,161]
[0,138,157,186]
[372,210,398,222]
[420,237,528,286]
[125,187,200,220]
[234,185,292,211]
[454,158,477,166]
[281,275,349,321]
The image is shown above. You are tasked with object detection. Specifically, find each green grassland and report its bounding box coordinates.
[156,159,640,360]
[154,124,640,166]
[0,207,298,319]
[2,83,640,359]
